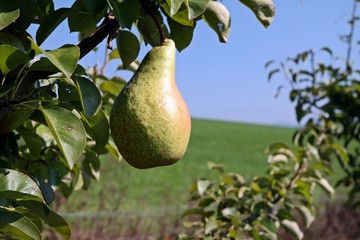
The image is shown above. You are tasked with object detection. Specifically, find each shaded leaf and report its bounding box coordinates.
[16,200,71,239]
[116,30,140,69]
[107,0,140,28]
[36,8,73,45]
[81,0,107,16]
[17,126,42,159]
[167,17,194,51]
[0,44,30,75]
[39,106,86,169]
[75,76,102,117]
[0,0,20,31]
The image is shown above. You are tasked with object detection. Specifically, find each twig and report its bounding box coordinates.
[345,0,358,74]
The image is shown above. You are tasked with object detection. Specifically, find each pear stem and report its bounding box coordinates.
[139,0,167,44]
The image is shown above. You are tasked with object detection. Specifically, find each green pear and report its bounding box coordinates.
[110,39,191,169]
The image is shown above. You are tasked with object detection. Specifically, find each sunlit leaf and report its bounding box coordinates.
[0,211,41,240]
[0,168,44,202]
[239,0,276,28]
[202,1,231,43]
[0,44,29,75]
[187,0,209,20]
[39,106,86,169]
[197,179,211,196]
[281,219,304,240]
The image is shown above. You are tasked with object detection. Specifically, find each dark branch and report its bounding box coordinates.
[13,14,119,100]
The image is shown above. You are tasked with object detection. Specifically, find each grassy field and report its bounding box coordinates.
[61,118,295,212]
[52,118,358,239]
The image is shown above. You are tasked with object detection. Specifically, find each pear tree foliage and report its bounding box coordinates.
[0,0,276,239]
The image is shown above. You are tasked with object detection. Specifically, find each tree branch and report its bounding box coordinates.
[13,14,119,101]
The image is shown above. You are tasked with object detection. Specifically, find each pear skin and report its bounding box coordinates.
[110,39,191,169]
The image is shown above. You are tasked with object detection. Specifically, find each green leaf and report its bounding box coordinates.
[68,11,98,33]
[116,30,140,69]
[239,0,276,28]
[100,76,126,96]
[75,76,102,117]
[15,200,71,240]
[0,211,41,240]
[161,1,193,26]
[281,219,304,240]
[187,0,210,20]
[207,161,224,174]
[137,13,170,47]
[169,0,184,15]
[39,106,86,169]
[107,0,140,28]
[109,48,120,60]
[36,8,73,45]
[81,0,107,16]
[0,169,44,202]
[17,126,42,159]
[167,17,194,51]
[82,110,109,155]
[0,0,20,31]
[0,44,30,75]
[331,143,349,165]
[202,1,231,43]
[204,215,217,235]
[28,39,80,81]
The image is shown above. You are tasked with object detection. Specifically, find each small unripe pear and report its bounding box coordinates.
[110,39,191,169]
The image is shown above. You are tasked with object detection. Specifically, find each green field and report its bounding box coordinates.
[61,118,295,213]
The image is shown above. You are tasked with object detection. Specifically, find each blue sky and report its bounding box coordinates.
[39,1,358,126]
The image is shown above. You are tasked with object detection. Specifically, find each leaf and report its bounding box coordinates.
[0,211,41,240]
[68,11,97,33]
[316,178,334,195]
[107,0,140,28]
[197,179,211,196]
[100,76,126,96]
[39,106,86,169]
[207,161,224,174]
[0,168,44,202]
[17,126,42,159]
[267,69,280,81]
[204,215,217,234]
[202,1,231,43]
[82,110,109,155]
[15,200,71,240]
[116,30,140,69]
[137,13,170,47]
[81,0,107,16]
[239,0,276,28]
[75,76,102,117]
[331,143,349,165]
[168,17,194,51]
[281,219,304,240]
[169,0,184,15]
[0,44,30,75]
[36,8,73,45]
[28,39,80,81]
[0,0,20,31]
[187,0,210,20]
[161,1,193,26]
[296,205,314,228]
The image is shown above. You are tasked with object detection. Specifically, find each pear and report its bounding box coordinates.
[110,39,191,169]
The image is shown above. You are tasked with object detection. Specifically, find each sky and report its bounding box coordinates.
[38,1,359,127]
